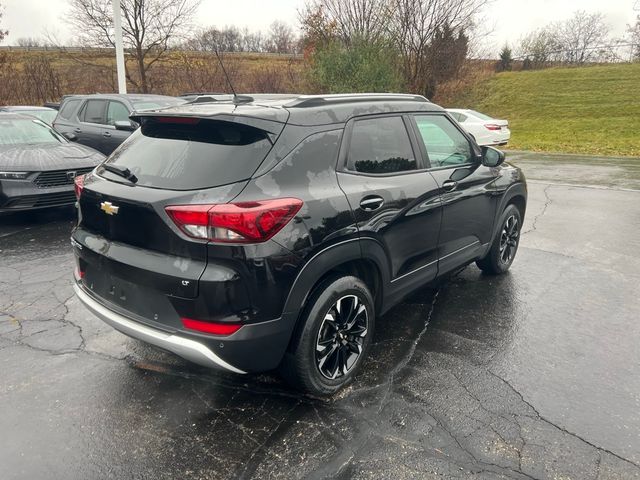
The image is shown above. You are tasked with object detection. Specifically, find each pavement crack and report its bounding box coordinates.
[487,369,640,470]
[522,184,552,235]
[236,400,302,480]
[375,288,441,413]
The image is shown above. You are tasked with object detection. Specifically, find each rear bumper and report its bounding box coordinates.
[74,281,298,373]
[74,283,247,373]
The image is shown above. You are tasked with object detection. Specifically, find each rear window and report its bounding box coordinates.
[101,118,273,190]
[469,110,493,121]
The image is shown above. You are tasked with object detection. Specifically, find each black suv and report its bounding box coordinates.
[72,94,526,395]
[53,94,185,155]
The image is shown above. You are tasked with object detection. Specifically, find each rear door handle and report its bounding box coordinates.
[74,127,82,133]
[441,180,458,192]
[360,196,384,211]
[103,131,112,138]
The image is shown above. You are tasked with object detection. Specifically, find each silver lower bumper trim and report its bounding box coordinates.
[73,284,246,374]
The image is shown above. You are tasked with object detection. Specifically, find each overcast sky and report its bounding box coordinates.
[2,0,638,53]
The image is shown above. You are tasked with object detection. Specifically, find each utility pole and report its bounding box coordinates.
[112,0,127,94]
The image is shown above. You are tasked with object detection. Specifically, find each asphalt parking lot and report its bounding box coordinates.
[1,157,639,479]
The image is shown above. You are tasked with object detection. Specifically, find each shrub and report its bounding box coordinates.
[307,37,405,93]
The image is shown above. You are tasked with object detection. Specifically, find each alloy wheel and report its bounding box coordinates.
[499,214,519,264]
[315,295,369,380]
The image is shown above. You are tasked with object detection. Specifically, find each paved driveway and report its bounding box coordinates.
[1,157,639,479]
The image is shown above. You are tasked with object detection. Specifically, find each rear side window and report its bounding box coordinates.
[347,117,416,174]
[58,99,81,120]
[81,100,107,124]
[102,118,273,190]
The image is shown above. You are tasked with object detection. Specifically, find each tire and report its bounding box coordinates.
[476,204,522,275]
[280,275,375,396]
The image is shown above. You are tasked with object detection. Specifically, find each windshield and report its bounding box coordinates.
[0,118,66,146]
[101,118,273,191]
[469,110,494,121]
[22,109,58,124]
[132,98,186,111]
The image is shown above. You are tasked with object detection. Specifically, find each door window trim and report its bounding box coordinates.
[337,113,428,177]
[409,112,482,172]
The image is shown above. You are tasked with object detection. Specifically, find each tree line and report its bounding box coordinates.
[497,11,640,72]
[0,0,638,101]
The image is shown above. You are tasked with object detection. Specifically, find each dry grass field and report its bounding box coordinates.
[0,48,305,104]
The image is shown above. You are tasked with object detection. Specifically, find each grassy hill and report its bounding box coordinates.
[448,63,640,157]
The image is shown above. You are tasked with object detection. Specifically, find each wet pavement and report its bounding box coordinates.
[1,170,640,479]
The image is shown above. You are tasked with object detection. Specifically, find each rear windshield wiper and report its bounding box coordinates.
[102,163,138,183]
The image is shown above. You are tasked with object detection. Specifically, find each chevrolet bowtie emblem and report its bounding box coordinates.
[100,201,119,215]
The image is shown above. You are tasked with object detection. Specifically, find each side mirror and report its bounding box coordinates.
[114,120,137,132]
[481,146,505,167]
[63,132,78,142]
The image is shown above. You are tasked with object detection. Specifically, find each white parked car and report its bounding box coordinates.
[446,109,510,147]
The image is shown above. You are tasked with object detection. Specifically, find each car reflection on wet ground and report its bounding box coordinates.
[1,175,639,479]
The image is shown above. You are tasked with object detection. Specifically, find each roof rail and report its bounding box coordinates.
[286,93,429,108]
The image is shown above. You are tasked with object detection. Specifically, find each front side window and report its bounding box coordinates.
[347,117,416,174]
[81,100,107,124]
[414,115,473,168]
[106,101,131,125]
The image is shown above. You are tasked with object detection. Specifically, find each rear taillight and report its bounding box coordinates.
[181,318,242,336]
[165,198,303,244]
[484,124,502,131]
[74,174,85,199]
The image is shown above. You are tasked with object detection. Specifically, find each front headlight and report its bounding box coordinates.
[0,171,30,180]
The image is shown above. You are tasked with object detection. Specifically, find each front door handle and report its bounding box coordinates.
[74,127,82,133]
[441,180,458,192]
[103,131,112,138]
[360,196,384,211]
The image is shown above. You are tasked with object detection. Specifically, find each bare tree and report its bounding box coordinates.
[16,37,46,48]
[551,11,610,64]
[0,1,8,42]
[266,21,297,53]
[517,28,559,68]
[66,0,200,92]
[299,0,388,43]
[388,0,488,97]
[195,26,245,52]
[628,16,640,61]
[242,28,265,52]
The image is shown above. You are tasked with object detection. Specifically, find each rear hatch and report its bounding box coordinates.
[74,113,284,323]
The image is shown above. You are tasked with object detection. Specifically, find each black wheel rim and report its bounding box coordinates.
[499,214,519,265]
[315,295,369,380]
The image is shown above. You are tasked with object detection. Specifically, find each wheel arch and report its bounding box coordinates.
[489,182,527,246]
[282,238,391,351]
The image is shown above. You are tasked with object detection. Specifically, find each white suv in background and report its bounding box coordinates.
[447,109,510,147]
